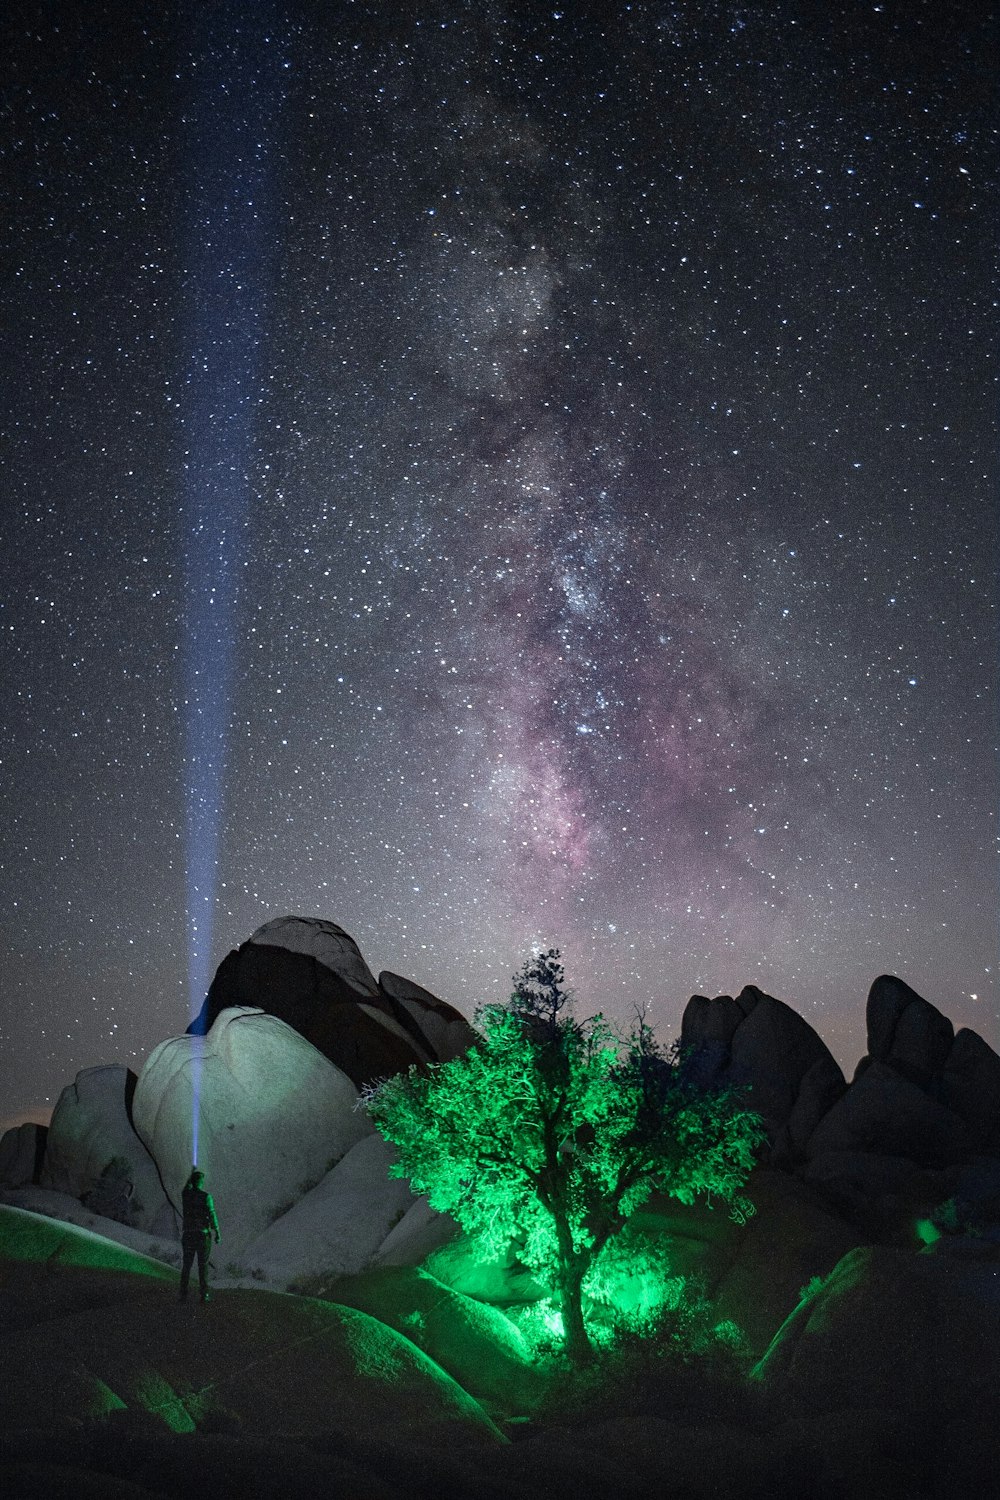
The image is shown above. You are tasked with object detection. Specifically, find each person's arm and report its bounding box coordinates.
[206,1193,220,1241]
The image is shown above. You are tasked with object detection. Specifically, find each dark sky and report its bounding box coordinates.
[2,0,995,1119]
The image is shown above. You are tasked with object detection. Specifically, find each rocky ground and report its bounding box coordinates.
[2,1208,997,1499]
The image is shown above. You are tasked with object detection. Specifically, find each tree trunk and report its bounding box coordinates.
[553,1209,592,1366]
[558,1265,591,1367]
[541,1105,593,1366]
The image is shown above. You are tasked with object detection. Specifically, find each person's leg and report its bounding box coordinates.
[197,1236,210,1300]
[180,1240,194,1299]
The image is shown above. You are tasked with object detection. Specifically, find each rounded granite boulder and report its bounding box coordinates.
[38,1065,170,1232]
[131,1007,372,1257]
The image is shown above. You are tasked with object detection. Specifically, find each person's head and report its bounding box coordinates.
[188,1167,205,1189]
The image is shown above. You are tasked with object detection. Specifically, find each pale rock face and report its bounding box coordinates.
[375,1196,458,1268]
[249,915,379,997]
[38,1065,169,1232]
[131,1007,372,1256]
[240,1133,415,1285]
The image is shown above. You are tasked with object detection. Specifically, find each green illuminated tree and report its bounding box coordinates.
[365,950,764,1366]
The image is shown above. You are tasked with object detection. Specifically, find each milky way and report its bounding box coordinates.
[2,0,995,1117]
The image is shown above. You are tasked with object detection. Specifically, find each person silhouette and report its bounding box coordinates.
[179,1166,220,1303]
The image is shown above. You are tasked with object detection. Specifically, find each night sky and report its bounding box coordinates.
[2,0,995,1122]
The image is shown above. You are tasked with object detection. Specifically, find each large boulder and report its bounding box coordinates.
[131,1007,372,1256]
[240,915,381,995]
[378,970,475,1063]
[38,1066,170,1232]
[753,1243,1000,1425]
[681,985,846,1160]
[424,1232,546,1308]
[0,1203,178,1284]
[806,1061,973,1168]
[374,1194,458,1268]
[863,974,955,1089]
[0,1122,46,1189]
[802,1150,960,1243]
[239,1134,416,1287]
[937,1028,1000,1153]
[192,916,474,1087]
[324,1264,544,1413]
[708,1168,861,1355]
[0,1204,178,1352]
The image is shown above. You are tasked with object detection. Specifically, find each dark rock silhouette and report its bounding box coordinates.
[192,917,475,1087]
[708,1168,862,1353]
[938,1027,1000,1154]
[809,976,1000,1167]
[680,973,1000,1181]
[754,1243,1000,1427]
[807,1060,973,1167]
[0,1121,47,1189]
[862,973,955,1088]
[680,984,846,1161]
[378,969,474,1063]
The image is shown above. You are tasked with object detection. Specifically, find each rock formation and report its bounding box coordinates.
[6,938,1000,1495]
[0,1205,501,1445]
[239,1134,416,1286]
[753,1243,1000,1425]
[862,973,955,1087]
[0,1121,47,1190]
[803,976,1000,1168]
[378,969,474,1063]
[39,1065,170,1232]
[806,1060,973,1167]
[192,916,476,1087]
[680,983,846,1159]
[938,1028,1000,1154]
[131,1007,372,1256]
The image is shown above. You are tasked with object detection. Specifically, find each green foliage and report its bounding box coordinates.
[581,1223,687,1335]
[366,950,764,1362]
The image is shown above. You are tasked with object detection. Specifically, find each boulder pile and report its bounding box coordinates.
[3,922,1000,1356]
[192,916,475,1085]
[680,974,1000,1176]
[0,918,474,1281]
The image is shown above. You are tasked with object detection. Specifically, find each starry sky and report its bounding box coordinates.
[2,0,995,1121]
